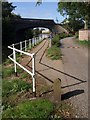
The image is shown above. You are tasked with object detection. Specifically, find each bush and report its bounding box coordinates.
[75,32,79,38]
[2,99,54,118]
[52,34,61,47]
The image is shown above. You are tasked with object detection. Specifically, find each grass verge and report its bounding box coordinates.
[46,45,62,60]
[2,99,54,119]
[77,40,90,47]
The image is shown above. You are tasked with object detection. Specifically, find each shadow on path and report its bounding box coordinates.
[26,39,87,88]
[61,89,84,100]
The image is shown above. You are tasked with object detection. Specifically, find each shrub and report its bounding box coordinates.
[75,32,79,38]
[2,99,54,118]
[52,34,61,47]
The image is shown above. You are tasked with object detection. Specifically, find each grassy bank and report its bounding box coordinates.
[2,40,74,119]
[77,40,90,47]
[47,45,62,60]
[46,34,67,60]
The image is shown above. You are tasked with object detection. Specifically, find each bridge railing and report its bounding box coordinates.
[8,36,43,97]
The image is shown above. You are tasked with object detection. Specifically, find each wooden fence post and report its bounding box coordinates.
[54,78,61,104]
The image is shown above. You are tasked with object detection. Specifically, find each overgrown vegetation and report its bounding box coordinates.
[47,33,70,60]
[2,57,54,119]
[2,41,74,119]
[47,46,62,60]
[75,32,90,47]
[2,99,54,118]
[77,40,90,48]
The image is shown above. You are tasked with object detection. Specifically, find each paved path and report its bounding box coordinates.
[61,37,88,118]
[20,38,88,118]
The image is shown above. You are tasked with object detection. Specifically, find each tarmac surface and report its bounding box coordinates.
[20,37,88,118]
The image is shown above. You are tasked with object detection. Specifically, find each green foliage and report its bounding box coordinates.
[77,40,90,47]
[33,28,42,37]
[2,79,32,97]
[61,18,84,32]
[2,99,54,118]
[2,2,21,45]
[47,46,62,60]
[58,2,90,30]
[2,67,15,78]
[4,58,13,65]
[75,32,79,38]
[2,2,16,18]
[25,29,34,40]
[20,72,29,79]
[52,34,61,47]
[59,33,70,39]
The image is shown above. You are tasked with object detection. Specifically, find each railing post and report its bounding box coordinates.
[25,40,27,51]
[34,38,36,45]
[33,38,35,46]
[20,42,22,55]
[32,54,36,97]
[29,39,31,49]
[31,39,33,48]
[36,37,37,44]
[37,37,39,42]
[33,38,35,47]
[13,44,17,76]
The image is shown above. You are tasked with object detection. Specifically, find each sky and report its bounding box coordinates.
[11,2,65,23]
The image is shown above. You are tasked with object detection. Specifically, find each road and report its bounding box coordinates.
[60,37,88,118]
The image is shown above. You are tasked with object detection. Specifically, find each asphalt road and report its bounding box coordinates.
[60,37,88,118]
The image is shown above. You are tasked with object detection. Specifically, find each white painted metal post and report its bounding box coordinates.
[20,42,22,55]
[33,38,34,47]
[32,54,36,97]
[34,38,36,45]
[36,37,37,44]
[25,40,27,51]
[37,37,39,42]
[13,44,17,76]
[33,38,35,46]
[50,34,52,48]
[29,39,31,49]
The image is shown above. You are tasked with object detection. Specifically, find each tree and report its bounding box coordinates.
[58,1,90,29]
[2,1,21,45]
[2,2,16,19]
[36,0,42,6]
[25,29,33,39]
[33,28,41,37]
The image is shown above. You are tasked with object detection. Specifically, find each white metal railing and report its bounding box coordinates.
[8,36,43,96]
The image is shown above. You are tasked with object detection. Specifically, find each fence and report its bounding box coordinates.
[8,36,43,97]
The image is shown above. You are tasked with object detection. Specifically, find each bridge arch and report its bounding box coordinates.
[14,18,68,42]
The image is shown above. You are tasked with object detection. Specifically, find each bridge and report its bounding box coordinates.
[13,18,68,41]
